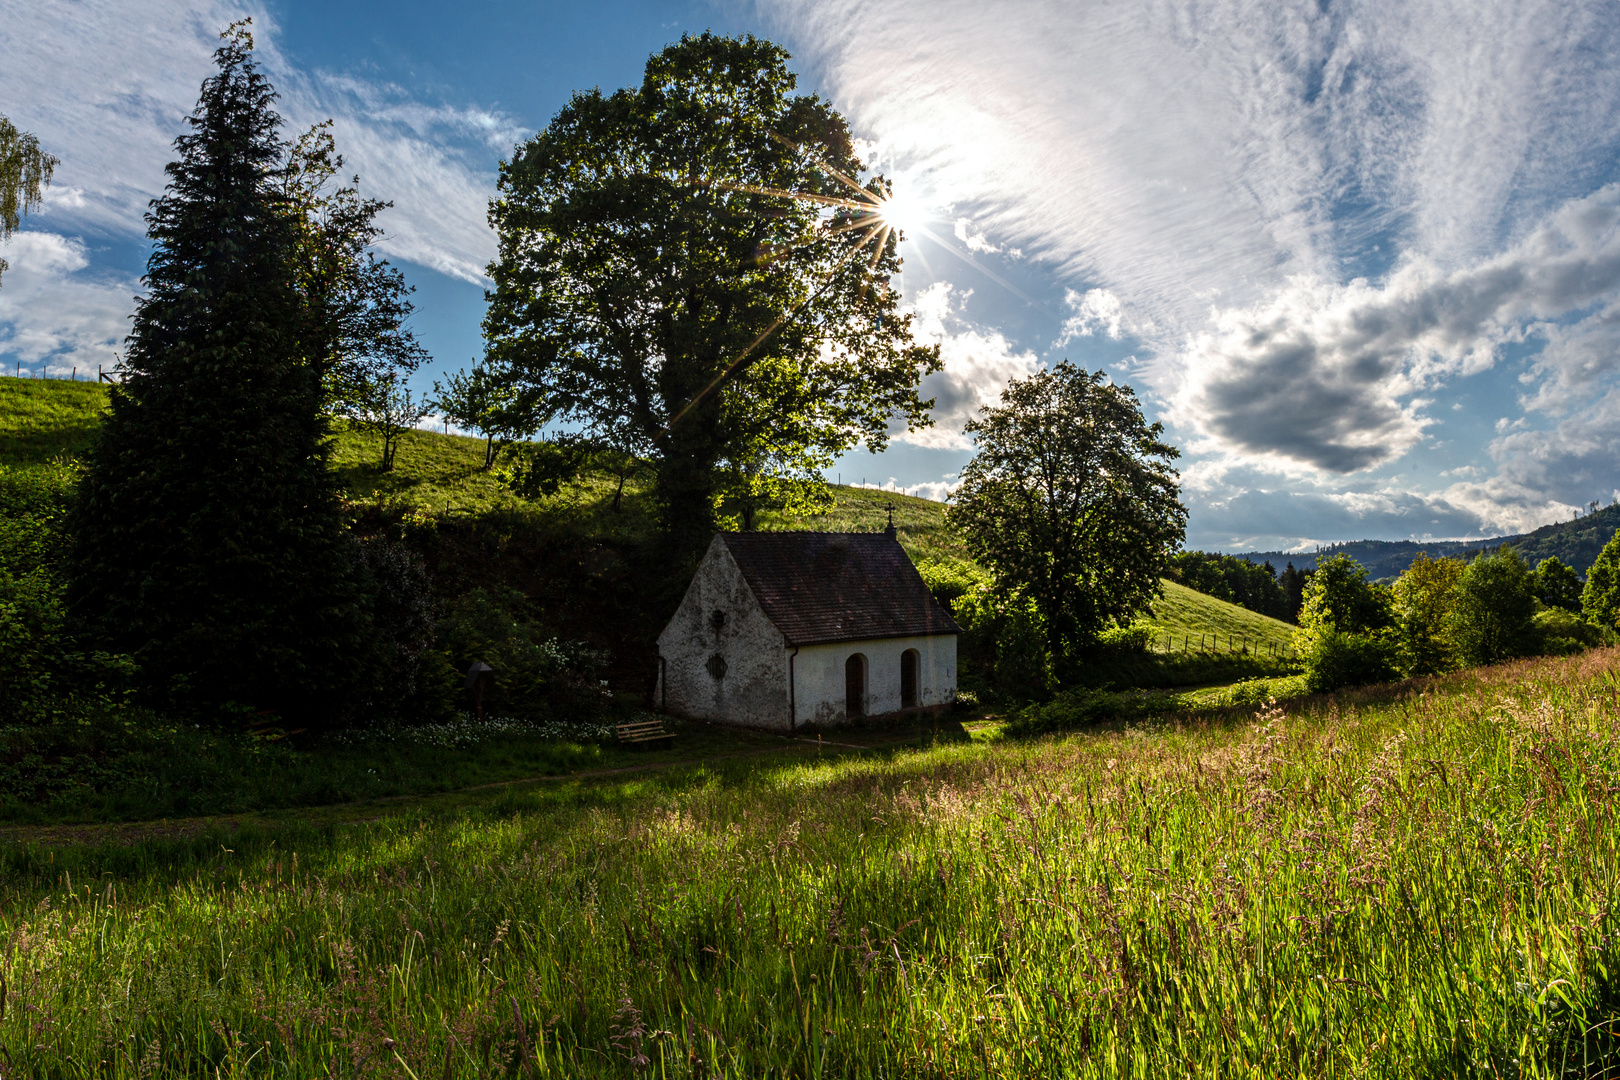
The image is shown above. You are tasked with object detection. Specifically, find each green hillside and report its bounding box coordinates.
[0,377,109,467]
[3,375,1285,666]
[1145,579,1296,655]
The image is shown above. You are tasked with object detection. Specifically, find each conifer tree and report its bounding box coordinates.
[70,24,371,720]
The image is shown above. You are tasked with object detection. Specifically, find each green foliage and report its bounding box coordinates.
[280,121,428,420]
[1001,685,1154,737]
[1533,606,1603,656]
[949,362,1186,664]
[485,33,938,554]
[433,361,542,470]
[0,112,57,285]
[67,28,375,724]
[1447,548,1538,666]
[1294,554,1392,648]
[1582,529,1620,631]
[1531,554,1583,612]
[1278,561,1310,622]
[1391,552,1466,676]
[1293,556,1398,691]
[1169,551,1289,620]
[436,587,609,721]
[1301,629,1399,692]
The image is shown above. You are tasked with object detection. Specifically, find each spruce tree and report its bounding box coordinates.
[70,25,370,721]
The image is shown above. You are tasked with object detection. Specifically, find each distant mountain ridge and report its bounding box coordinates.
[1232,503,1620,580]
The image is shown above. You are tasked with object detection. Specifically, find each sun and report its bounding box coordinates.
[873,187,929,238]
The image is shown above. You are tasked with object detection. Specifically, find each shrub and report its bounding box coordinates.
[436,588,608,721]
[1533,607,1602,656]
[1302,630,1399,693]
[1002,686,1153,737]
[1092,621,1154,654]
[1448,549,1537,666]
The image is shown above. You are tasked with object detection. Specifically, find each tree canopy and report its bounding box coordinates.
[0,113,58,286]
[946,362,1185,663]
[1391,552,1465,675]
[484,33,939,555]
[1581,529,1620,631]
[1448,548,1537,666]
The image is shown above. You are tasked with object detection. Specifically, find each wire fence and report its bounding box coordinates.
[1152,632,1297,662]
[4,363,119,383]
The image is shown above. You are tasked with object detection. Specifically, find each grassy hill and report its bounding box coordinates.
[1145,579,1296,656]
[0,376,109,467]
[3,375,1296,678]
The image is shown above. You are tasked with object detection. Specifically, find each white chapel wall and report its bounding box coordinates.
[793,634,956,727]
[656,539,790,727]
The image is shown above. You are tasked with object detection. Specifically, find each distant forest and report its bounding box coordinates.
[1232,503,1620,581]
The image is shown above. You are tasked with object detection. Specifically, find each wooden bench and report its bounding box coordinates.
[615,717,675,750]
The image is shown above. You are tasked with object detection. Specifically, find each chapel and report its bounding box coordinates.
[655,527,960,729]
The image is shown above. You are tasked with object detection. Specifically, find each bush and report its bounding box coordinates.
[1002,686,1154,737]
[1092,620,1155,655]
[1448,549,1537,666]
[436,587,608,721]
[1533,607,1602,656]
[1302,630,1399,693]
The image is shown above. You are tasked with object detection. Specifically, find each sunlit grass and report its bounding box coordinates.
[3,650,1617,1076]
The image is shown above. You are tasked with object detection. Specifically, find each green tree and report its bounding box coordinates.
[433,362,541,470]
[484,33,938,556]
[68,24,374,721]
[947,362,1186,666]
[0,114,58,286]
[1448,548,1537,666]
[1293,553,1398,690]
[1581,529,1620,631]
[280,122,429,422]
[1530,555,1583,613]
[1294,554,1392,647]
[1391,552,1466,675]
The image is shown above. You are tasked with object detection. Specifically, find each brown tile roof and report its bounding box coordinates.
[720,532,962,646]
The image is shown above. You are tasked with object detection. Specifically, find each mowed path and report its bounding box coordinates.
[0,722,972,849]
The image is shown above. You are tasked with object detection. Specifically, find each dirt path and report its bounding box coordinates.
[0,726,952,849]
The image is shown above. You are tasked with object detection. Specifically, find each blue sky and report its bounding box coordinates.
[5,0,1620,551]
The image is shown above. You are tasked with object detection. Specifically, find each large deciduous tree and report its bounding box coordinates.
[484,33,939,555]
[1448,548,1537,666]
[69,25,380,720]
[0,114,58,286]
[947,362,1186,664]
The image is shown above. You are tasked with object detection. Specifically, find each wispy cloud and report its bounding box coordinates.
[0,0,512,285]
[897,282,1041,450]
[763,0,1620,543]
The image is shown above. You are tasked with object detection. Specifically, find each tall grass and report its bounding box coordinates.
[1,651,1616,1076]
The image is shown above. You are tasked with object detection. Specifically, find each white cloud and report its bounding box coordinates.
[1169,184,1620,473]
[0,232,136,374]
[0,0,510,285]
[1055,287,1124,344]
[952,218,998,254]
[898,282,1042,450]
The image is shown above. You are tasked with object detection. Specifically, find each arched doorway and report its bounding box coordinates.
[900,649,919,709]
[845,654,866,719]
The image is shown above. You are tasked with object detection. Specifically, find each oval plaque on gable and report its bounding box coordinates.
[705,653,728,679]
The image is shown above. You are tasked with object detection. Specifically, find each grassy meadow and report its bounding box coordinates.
[1144,579,1297,657]
[0,649,1616,1076]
